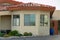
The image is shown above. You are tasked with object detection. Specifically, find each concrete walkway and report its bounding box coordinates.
[0,35,60,40]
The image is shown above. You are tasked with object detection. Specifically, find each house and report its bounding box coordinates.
[0,0,55,36]
[51,10,60,35]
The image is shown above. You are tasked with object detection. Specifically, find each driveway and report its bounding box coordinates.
[0,35,60,40]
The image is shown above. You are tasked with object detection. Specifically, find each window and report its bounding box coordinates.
[40,14,48,26]
[13,15,20,26]
[24,14,35,26]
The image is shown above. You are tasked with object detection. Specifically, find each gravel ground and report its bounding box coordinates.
[0,35,60,40]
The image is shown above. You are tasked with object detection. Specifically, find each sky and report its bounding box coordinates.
[15,0,60,10]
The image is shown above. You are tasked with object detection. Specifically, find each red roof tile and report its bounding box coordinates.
[0,0,23,5]
[0,0,55,15]
[7,3,55,12]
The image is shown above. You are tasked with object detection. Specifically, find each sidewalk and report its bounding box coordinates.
[0,35,60,40]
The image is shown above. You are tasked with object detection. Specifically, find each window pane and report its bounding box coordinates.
[24,14,30,26]
[13,15,20,26]
[44,15,48,26]
[40,15,44,26]
[13,18,17,26]
[24,14,35,26]
[30,14,35,26]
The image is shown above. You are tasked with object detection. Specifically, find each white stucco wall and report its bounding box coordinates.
[11,10,50,36]
[0,11,11,15]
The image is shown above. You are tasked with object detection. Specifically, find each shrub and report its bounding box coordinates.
[23,32,29,36]
[8,30,23,36]
[28,32,32,36]
[0,32,4,37]
[8,30,19,36]
[15,34,23,36]
[23,32,32,36]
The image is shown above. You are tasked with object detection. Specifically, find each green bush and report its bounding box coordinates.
[23,32,29,36]
[28,32,32,36]
[8,30,23,36]
[8,30,19,36]
[23,32,32,36]
[15,34,23,36]
[0,32,4,37]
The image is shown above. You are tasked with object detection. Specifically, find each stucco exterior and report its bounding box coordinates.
[0,11,11,15]
[11,10,50,36]
[0,10,50,36]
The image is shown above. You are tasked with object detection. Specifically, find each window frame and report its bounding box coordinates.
[40,14,48,26]
[13,15,20,26]
[24,14,35,26]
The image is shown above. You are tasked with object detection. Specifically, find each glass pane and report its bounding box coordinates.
[24,14,30,26]
[30,14,35,26]
[16,18,20,26]
[13,15,20,18]
[13,19,16,26]
[40,15,44,26]
[44,15,48,22]
[44,15,48,26]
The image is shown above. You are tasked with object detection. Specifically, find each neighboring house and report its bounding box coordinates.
[51,10,60,35]
[0,0,55,36]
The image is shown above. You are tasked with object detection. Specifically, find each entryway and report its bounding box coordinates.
[0,15,11,34]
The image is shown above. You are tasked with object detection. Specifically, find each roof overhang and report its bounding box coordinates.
[0,0,56,17]
[0,0,23,5]
[7,4,55,17]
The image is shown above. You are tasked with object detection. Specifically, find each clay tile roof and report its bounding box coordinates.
[0,0,23,5]
[0,0,55,16]
[7,3,55,11]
